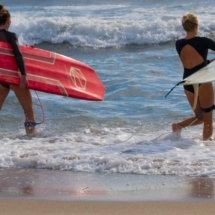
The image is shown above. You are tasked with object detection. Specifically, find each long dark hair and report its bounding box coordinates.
[0,4,10,26]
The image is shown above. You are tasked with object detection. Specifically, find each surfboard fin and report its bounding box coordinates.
[192,84,199,111]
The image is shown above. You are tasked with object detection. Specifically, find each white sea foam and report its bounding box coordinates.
[0,125,215,178]
[7,2,215,47]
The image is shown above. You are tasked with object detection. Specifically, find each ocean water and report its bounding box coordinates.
[1,0,215,177]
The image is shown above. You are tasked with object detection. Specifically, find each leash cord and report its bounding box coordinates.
[35,90,45,124]
[23,91,45,127]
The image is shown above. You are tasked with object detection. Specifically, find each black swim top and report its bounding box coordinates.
[176,37,215,79]
[0,29,26,75]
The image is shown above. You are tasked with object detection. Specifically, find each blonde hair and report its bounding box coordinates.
[181,13,198,32]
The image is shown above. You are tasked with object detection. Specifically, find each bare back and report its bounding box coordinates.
[180,44,204,69]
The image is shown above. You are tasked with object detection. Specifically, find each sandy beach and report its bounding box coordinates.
[0,168,215,215]
[1,200,215,215]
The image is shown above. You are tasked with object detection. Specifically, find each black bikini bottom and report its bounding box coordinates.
[0,82,10,89]
[184,84,201,93]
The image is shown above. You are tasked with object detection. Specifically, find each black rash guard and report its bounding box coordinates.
[176,37,215,93]
[0,29,26,88]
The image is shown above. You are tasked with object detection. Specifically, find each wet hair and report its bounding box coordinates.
[181,13,198,32]
[0,4,10,26]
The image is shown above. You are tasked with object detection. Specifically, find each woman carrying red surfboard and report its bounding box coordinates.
[0,4,37,135]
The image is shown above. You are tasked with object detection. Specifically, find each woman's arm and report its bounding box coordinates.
[9,33,27,88]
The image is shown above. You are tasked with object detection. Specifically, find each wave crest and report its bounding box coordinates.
[9,7,215,48]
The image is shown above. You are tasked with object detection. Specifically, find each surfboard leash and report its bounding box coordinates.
[24,91,45,127]
[165,80,185,98]
[122,124,145,143]
[146,109,209,142]
[122,98,215,143]
[181,105,215,129]
[122,98,174,143]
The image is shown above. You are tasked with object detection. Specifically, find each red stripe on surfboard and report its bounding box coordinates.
[0,48,56,64]
[0,68,68,97]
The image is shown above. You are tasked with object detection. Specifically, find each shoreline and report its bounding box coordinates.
[0,168,215,214]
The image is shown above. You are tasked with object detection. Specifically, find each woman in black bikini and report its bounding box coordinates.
[0,4,36,135]
[173,13,215,140]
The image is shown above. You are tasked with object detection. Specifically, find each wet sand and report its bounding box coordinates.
[0,168,215,215]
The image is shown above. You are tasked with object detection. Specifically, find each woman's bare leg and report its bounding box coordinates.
[172,83,214,140]
[198,83,214,140]
[172,89,203,132]
[0,84,10,110]
[10,85,36,135]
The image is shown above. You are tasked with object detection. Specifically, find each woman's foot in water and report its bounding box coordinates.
[172,123,182,132]
[24,122,37,136]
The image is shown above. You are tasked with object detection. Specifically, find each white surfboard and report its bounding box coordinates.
[166,61,215,110]
[179,60,215,85]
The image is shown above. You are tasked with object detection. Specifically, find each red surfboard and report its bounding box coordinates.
[0,42,105,101]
